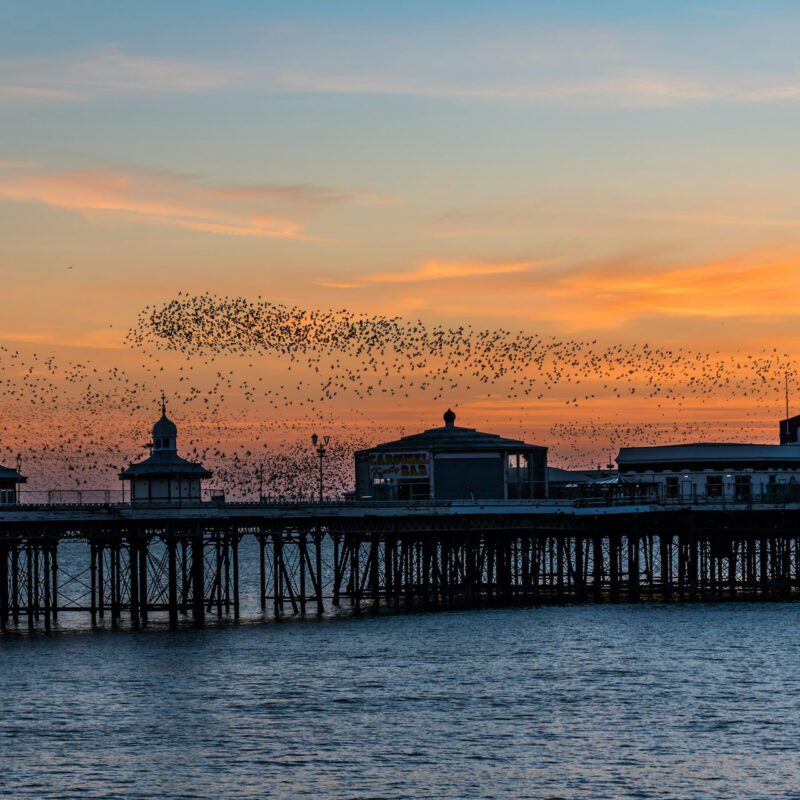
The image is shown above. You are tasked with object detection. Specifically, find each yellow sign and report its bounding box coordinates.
[369,452,430,480]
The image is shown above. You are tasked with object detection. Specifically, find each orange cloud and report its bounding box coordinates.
[319,247,800,333]
[0,163,378,242]
[319,258,548,288]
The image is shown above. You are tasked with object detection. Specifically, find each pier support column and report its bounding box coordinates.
[370,532,380,613]
[25,544,34,631]
[50,542,58,624]
[592,534,604,602]
[298,530,307,616]
[232,534,240,622]
[11,545,19,626]
[138,537,148,626]
[258,533,267,613]
[628,533,640,603]
[0,541,8,630]
[659,533,672,601]
[167,534,178,629]
[43,544,51,633]
[609,534,620,603]
[129,537,140,628]
[273,532,283,619]
[314,528,324,617]
[191,530,205,627]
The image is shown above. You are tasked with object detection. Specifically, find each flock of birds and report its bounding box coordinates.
[1,290,797,498]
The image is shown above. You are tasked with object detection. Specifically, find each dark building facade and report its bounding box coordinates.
[120,401,212,503]
[617,418,800,502]
[780,413,800,445]
[0,464,26,505]
[355,409,547,501]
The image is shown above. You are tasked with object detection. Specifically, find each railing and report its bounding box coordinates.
[4,490,800,512]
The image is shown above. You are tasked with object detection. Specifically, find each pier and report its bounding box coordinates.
[2,498,800,632]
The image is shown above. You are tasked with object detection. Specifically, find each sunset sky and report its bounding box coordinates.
[3,1,800,489]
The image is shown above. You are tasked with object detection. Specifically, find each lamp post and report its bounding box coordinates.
[15,453,22,504]
[311,434,330,502]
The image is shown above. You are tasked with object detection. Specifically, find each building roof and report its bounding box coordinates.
[617,443,800,469]
[153,412,178,438]
[359,409,546,454]
[548,467,617,484]
[120,450,212,480]
[0,465,26,483]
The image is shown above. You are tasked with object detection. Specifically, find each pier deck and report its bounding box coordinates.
[2,499,800,632]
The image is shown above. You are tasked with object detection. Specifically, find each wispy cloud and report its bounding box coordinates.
[7,29,800,109]
[0,162,385,241]
[0,44,232,101]
[318,259,546,288]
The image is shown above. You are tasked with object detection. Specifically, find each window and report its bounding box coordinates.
[665,476,679,499]
[706,475,723,498]
[735,475,752,501]
[507,453,532,498]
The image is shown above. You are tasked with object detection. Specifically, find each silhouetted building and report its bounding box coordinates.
[780,414,800,445]
[355,409,547,501]
[617,418,800,502]
[0,463,26,505]
[547,467,619,499]
[120,400,211,503]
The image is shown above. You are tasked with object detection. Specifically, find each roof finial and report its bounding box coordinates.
[444,408,456,427]
[161,389,166,416]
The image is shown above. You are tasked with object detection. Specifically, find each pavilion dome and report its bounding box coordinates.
[153,413,178,439]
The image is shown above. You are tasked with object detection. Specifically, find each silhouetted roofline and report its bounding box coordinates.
[357,423,546,455]
[0,465,26,483]
[120,451,211,479]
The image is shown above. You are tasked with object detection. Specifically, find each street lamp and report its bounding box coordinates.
[311,434,330,502]
[15,453,22,504]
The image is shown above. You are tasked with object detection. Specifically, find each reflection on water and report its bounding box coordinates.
[2,603,800,799]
